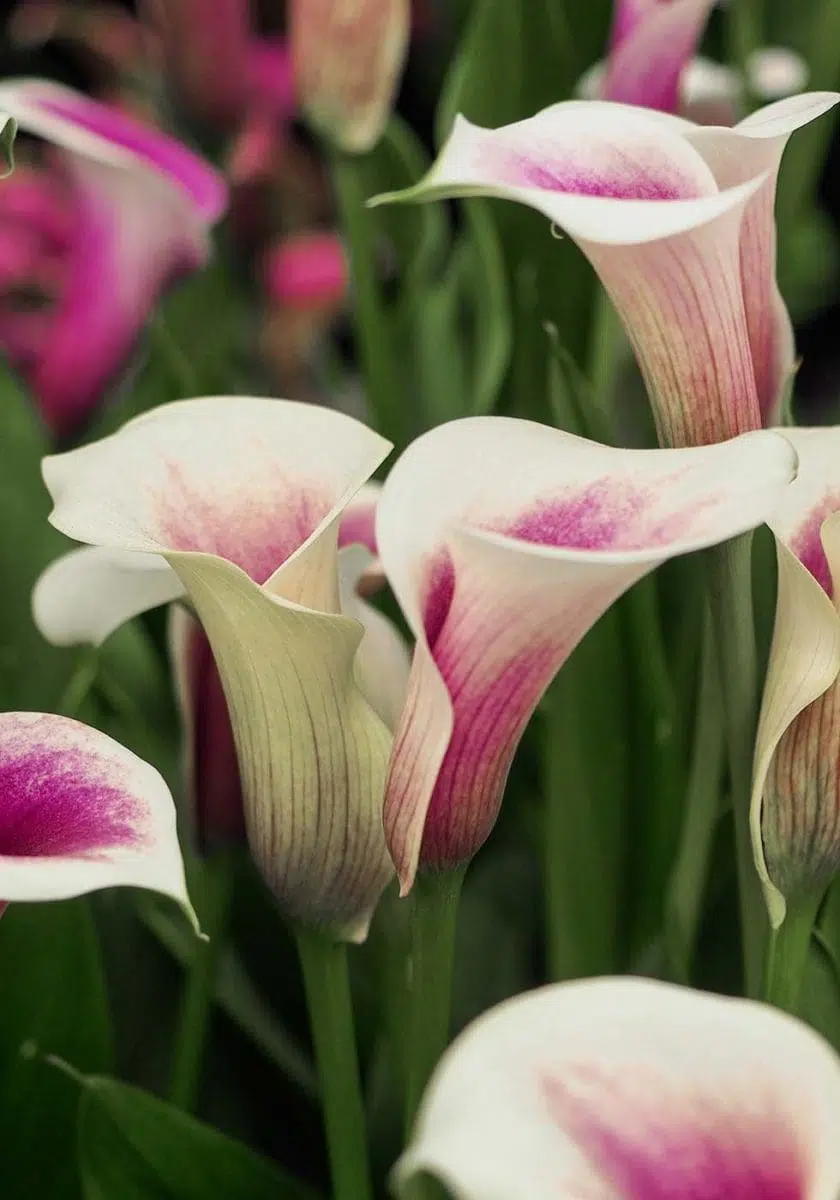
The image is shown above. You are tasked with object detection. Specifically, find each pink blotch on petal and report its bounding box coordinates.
[0,745,144,858]
[422,549,456,650]
[156,481,333,583]
[789,493,840,599]
[542,1067,805,1200]
[512,155,693,200]
[489,481,695,552]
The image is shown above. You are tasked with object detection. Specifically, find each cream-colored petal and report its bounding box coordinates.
[168,540,395,941]
[339,545,410,732]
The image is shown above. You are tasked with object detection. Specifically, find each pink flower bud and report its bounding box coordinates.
[262,232,348,311]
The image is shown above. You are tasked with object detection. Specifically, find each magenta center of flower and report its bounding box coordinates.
[790,494,840,598]
[156,483,333,583]
[514,155,692,200]
[0,746,142,857]
[542,1071,805,1200]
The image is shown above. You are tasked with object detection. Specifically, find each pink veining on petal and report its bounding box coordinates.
[34,92,226,220]
[486,480,700,552]
[0,745,145,857]
[422,549,455,650]
[789,493,840,599]
[542,1067,805,1200]
[156,479,333,583]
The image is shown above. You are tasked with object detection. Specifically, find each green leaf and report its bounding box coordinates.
[78,1077,321,1200]
[138,894,318,1100]
[0,901,112,1200]
[460,200,511,415]
[0,114,17,176]
[0,369,80,711]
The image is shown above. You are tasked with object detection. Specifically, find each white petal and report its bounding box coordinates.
[33,546,183,647]
[398,977,840,1200]
[44,395,392,583]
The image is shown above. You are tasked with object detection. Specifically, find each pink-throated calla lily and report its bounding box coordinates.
[0,77,225,437]
[372,93,839,447]
[396,976,840,1200]
[290,0,411,152]
[752,428,840,927]
[375,416,797,893]
[34,396,401,941]
[0,712,195,925]
[162,480,406,853]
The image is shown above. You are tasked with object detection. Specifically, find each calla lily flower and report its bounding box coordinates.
[164,482,406,853]
[0,712,195,925]
[373,93,839,447]
[396,976,840,1200]
[0,78,225,437]
[752,428,840,928]
[35,396,397,941]
[375,416,796,893]
[289,0,411,153]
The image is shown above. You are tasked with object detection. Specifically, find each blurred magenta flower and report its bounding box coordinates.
[752,428,840,927]
[34,397,407,940]
[376,417,796,892]
[0,711,194,923]
[397,977,840,1200]
[262,231,348,310]
[0,78,225,437]
[600,0,717,112]
[290,0,411,152]
[375,93,838,446]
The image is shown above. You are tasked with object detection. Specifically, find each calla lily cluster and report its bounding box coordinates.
[0,78,225,437]
[373,92,838,448]
[35,395,798,933]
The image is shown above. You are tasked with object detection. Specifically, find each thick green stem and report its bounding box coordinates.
[585,285,623,441]
[544,646,625,980]
[296,927,373,1200]
[665,609,725,982]
[169,853,234,1111]
[763,896,821,1014]
[404,868,465,1134]
[332,153,405,446]
[707,535,767,997]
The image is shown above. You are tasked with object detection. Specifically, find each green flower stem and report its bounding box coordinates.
[295,926,373,1200]
[623,576,686,956]
[332,153,405,447]
[763,896,821,1014]
[543,637,627,980]
[404,868,465,1134]
[665,609,725,982]
[707,535,768,997]
[725,0,762,93]
[169,852,235,1112]
[585,285,623,439]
